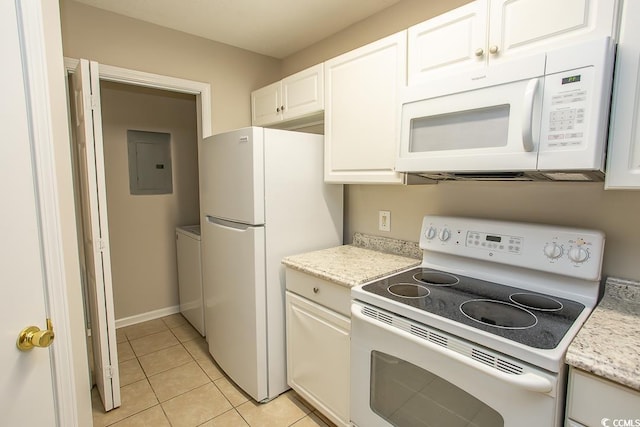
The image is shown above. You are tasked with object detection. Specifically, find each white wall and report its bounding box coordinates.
[60,0,281,134]
[345,182,640,280]
[100,81,199,320]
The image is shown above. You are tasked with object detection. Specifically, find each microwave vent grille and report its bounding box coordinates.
[409,170,605,182]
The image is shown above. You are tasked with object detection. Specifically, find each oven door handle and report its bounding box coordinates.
[352,306,553,394]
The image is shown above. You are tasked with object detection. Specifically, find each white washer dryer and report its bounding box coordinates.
[176,225,204,336]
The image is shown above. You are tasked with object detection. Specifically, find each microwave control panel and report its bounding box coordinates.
[540,66,594,151]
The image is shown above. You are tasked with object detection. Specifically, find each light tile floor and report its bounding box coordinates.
[92,314,336,427]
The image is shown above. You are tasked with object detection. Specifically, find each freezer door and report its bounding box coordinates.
[200,127,265,225]
[202,216,268,401]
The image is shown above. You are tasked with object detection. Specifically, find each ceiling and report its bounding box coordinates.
[74,0,402,59]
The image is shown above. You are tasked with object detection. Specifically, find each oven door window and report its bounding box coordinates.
[370,351,504,426]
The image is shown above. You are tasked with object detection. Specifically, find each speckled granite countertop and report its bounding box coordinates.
[282,233,421,288]
[566,277,640,391]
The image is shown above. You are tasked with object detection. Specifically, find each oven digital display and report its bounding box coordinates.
[562,75,581,85]
[486,235,501,243]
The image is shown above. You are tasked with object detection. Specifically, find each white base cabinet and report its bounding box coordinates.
[566,367,640,426]
[285,269,351,427]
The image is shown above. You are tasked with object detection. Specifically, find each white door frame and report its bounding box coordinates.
[18,1,82,425]
[61,57,212,416]
[64,57,213,139]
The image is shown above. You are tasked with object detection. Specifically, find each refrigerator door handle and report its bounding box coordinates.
[205,215,257,231]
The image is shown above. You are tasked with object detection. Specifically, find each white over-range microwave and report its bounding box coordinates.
[396,37,615,182]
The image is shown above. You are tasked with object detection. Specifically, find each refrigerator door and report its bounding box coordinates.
[202,215,268,401]
[200,127,265,225]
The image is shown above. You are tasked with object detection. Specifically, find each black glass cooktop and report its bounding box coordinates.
[361,268,585,350]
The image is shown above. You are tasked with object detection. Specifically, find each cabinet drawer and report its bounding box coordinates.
[285,268,351,317]
[567,367,640,425]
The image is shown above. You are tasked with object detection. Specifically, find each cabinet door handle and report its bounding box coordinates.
[489,45,499,55]
[281,105,285,111]
[474,48,484,57]
[313,287,319,294]
[276,107,280,112]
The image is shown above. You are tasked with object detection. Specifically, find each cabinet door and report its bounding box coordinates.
[324,31,406,184]
[606,0,640,189]
[408,1,487,86]
[282,63,324,121]
[567,368,640,426]
[488,0,619,63]
[286,291,350,427]
[251,81,281,126]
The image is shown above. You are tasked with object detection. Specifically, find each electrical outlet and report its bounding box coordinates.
[379,210,391,232]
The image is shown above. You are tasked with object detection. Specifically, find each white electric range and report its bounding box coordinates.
[350,215,605,427]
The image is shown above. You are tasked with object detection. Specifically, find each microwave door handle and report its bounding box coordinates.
[522,78,540,152]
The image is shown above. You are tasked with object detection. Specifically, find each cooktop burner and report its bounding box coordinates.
[361,267,585,350]
[413,271,459,286]
[388,283,430,298]
[460,299,538,329]
[509,293,563,311]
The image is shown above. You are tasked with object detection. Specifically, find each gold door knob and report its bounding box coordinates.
[17,318,55,351]
[474,48,484,57]
[489,45,500,55]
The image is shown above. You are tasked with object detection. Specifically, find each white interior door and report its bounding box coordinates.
[0,1,57,424]
[72,59,121,411]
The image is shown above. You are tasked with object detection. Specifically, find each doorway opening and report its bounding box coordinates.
[65,59,209,415]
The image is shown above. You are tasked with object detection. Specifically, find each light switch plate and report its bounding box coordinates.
[379,210,391,232]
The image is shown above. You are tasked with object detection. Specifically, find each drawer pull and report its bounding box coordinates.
[313,287,319,294]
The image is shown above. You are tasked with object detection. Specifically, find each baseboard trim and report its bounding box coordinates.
[115,305,180,329]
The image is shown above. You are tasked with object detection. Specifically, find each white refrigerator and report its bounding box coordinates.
[200,127,343,402]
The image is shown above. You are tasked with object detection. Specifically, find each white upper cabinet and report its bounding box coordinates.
[409,0,620,85]
[408,1,487,85]
[324,31,407,184]
[281,65,324,120]
[489,0,619,61]
[251,63,324,127]
[605,0,640,189]
[252,81,281,126]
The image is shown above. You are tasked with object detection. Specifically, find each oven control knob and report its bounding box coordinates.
[543,243,563,259]
[568,246,589,263]
[438,228,451,242]
[425,226,437,240]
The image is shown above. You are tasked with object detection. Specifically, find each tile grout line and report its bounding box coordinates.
[130,318,240,426]
[111,316,332,427]
[104,319,188,426]
[164,323,253,425]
